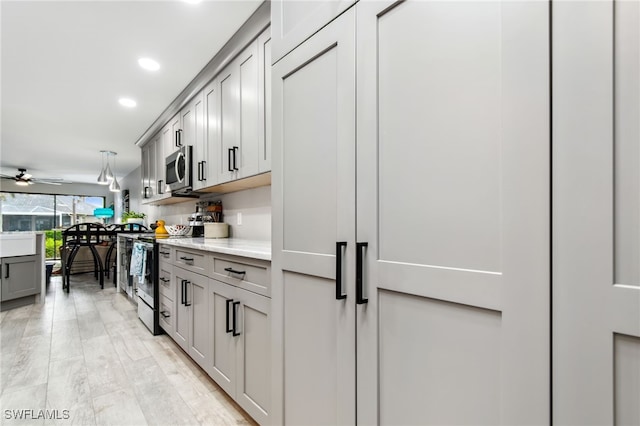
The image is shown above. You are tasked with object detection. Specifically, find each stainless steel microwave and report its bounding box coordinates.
[165,145,192,194]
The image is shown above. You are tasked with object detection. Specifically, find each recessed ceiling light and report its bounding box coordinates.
[138,57,160,71]
[118,98,137,108]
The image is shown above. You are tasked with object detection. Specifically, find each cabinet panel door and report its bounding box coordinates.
[272,8,355,426]
[209,278,237,397]
[236,288,270,425]
[238,40,260,179]
[184,92,206,191]
[271,0,354,63]
[258,29,272,173]
[188,273,209,368]
[356,1,550,424]
[204,79,220,188]
[163,113,181,156]
[141,144,151,201]
[552,2,640,423]
[1,256,37,301]
[173,267,190,352]
[218,65,239,184]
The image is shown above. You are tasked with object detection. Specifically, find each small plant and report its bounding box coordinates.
[122,211,146,221]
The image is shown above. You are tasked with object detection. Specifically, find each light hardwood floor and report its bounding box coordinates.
[0,275,255,426]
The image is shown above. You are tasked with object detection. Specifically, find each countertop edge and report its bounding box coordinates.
[154,237,271,261]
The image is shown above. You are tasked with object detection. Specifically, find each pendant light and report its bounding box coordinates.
[97,151,109,185]
[109,152,121,192]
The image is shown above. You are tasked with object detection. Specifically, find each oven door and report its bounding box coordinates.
[165,145,192,193]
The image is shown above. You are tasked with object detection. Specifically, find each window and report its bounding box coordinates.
[0,192,105,259]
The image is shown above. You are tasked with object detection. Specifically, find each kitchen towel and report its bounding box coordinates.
[129,241,147,284]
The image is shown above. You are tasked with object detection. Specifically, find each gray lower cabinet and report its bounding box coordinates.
[174,266,211,369]
[208,278,270,425]
[1,255,38,302]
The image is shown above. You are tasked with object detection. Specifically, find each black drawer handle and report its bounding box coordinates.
[336,241,347,300]
[159,277,170,283]
[160,251,170,257]
[180,256,194,262]
[232,301,241,336]
[224,267,246,276]
[160,311,170,318]
[226,299,234,333]
[356,242,368,304]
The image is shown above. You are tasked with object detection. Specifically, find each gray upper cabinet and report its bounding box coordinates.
[141,132,162,203]
[163,113,182,157]
[218,32,268,184]
[182,91,206,191]
[271,0,355,63]
[258,30,272,173]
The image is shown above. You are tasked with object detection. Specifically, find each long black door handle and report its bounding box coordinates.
[4,264,9,279]
[232,301,241,336]
[176,129,183,147]
[184,281,191,307]
[225,299,234,333]
[228,148,233,172]
[335,241,347,300]
[356,242,368,304]
[232,146,239,171]
[181,279,186,305]
[201,161,206,180]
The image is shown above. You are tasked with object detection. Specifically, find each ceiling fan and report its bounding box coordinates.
[0,168,67,186]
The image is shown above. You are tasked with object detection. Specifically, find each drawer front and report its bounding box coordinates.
[158,261,173,301]
[212,255,271,297]
[158,245,172,261]
[159,293,174,334]
[174,248,209,274]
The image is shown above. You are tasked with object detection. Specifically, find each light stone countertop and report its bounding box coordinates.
[156,237,271,261]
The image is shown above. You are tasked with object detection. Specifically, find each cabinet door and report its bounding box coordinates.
[1,256,38,301]
[553,3,640,424]
[188,272,209,368]
[237,39,260,179]
[154,132,168,199]
[236,288,270,426]
[271,0,354,63]
[217,63,239,184]
[148,140,156,199]
[272,9,356,426]
[141,144,152,201]
[173,267,190,352]
[182,92,205,190]
[258,28,272,174]
[163,113,182,156]
[356,1,550,424]
[208,278,237,397]
[204,79,220,188]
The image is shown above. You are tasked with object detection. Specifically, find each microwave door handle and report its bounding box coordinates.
[175,152,183,183]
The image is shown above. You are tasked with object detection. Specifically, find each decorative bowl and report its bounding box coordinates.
[165,224,191,236]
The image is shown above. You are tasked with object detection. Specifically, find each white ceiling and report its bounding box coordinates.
[1,0,263,188]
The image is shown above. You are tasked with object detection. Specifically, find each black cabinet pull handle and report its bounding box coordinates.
[232,146,239,171]
[158,179,164,195]
[176,129,183,147]
[336,241,347,300]
[224,267,246,276]
[184,281,191,307]
[226,299,234,333]
[228,148,233,172]
[232,301,241,336]
[197,161,202,181]
[179,256,194,262]
[181,279,186,305]
[159,277,170,283]
[356,242,368,304]
[144,186,149,198]
[4,264,9,279]
[159,251,170,256]
[160,311,170,318]
[201,161,206,180]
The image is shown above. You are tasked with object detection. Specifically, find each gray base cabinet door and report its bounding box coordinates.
[272,8,356,426]
[174,266,211,369]
[552,2,640,424]
[356,1,550,424]
[1,255,38,301]
[209,279,270,425]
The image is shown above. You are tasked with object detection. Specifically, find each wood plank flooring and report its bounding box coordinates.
[0,275,255,426]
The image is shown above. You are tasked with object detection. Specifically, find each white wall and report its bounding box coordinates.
[120,166,271,241]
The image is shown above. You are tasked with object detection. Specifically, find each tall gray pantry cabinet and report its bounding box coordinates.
[271,1,550,425]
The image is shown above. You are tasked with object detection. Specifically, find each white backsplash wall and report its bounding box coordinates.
[120,166,271,241]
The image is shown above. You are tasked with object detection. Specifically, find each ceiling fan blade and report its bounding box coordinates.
[34,180,62,185]
[22,173,32,180]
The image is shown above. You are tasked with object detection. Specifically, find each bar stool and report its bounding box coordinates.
[61,223,109,292]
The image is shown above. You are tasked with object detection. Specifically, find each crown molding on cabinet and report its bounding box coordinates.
[135,1,271,148]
